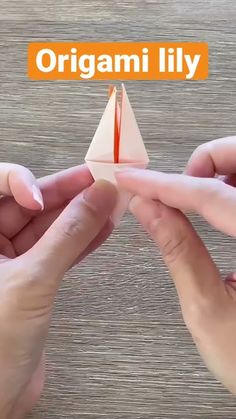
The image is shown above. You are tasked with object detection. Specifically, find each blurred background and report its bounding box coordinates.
[0,1,236,417]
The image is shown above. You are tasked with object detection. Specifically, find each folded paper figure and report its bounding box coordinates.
[85,84,149,226]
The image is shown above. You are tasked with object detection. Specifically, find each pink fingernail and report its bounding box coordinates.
[32,185,44,210]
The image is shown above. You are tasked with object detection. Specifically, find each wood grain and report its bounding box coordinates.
[0,1,236,417]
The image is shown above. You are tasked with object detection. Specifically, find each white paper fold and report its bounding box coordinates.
[85,84,149,226]
[86,161,147,226]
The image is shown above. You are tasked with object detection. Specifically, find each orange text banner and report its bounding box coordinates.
[28,42,208,81]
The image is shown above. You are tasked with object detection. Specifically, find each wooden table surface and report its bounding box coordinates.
[0,1,236,417]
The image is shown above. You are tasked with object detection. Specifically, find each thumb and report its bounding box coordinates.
[129,196,225,321]
[25,180,117,284]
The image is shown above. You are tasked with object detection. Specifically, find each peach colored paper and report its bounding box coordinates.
[85,84,149,226]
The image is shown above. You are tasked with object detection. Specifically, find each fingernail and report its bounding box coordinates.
[225,272,236,282]
[32,185,44,210]
[110,207,125,228]
[83,179,117,213]
[225,274,236,291]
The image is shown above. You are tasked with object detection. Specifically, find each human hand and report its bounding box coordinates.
[116,137,236,394]
[0,163,117,418]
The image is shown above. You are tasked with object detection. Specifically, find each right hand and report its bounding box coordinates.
[116,136,236,395]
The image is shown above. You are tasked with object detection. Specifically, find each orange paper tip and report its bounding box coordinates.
[108,85,115,98]
[114,98,120,163]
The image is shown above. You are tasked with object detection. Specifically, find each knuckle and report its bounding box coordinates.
[59,201,99,240]
[10,163,30,177]
[8,164,35,189]
[206,177,222,194]
[191,142,211,161]
[196,140,215,156]
[195,142,208,155]
[148,214,189,265]
[159,232,189,264]
[60,216,84,239]
[194,177,223,212]
[201,177,223,205]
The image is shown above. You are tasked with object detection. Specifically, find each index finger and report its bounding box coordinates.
[38,164,93,210]
[186,136,236,177]
[0,164,93,239]
[116,169,236,236]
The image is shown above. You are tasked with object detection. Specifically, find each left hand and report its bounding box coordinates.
[2,164,113,259]
[0,163,116,418]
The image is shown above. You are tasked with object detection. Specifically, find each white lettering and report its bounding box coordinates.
[36,49,56,73]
